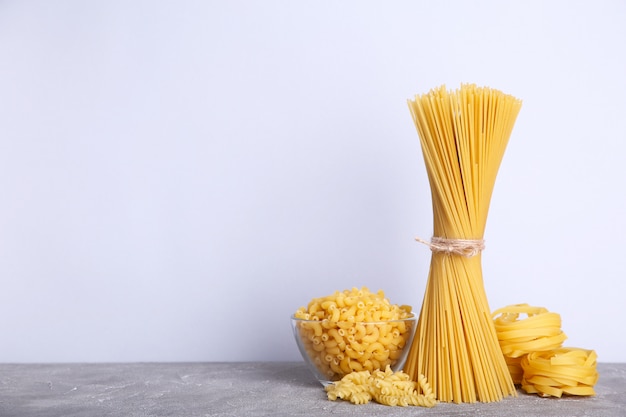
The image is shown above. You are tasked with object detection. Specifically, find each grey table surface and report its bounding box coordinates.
[0,362,624,417]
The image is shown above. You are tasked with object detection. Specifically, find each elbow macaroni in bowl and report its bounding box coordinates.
[292,287,415,382]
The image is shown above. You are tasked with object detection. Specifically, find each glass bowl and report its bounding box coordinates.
[291,315,417,386]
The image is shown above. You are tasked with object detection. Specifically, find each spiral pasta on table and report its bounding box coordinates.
[325,365,436,407]
[292,287,415,382]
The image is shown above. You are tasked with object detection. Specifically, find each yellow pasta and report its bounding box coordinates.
[404,84,522,403]
[492,304,567,383]
[293,287,415,381]
[520,348,598,397]
[325,365,437,407]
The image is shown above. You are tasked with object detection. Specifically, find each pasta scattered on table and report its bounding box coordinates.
[325,365,436,407]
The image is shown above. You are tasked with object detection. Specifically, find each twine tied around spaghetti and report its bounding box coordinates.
[415,236,485,258]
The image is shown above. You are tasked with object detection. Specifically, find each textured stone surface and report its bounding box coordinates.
[0,362,624,416]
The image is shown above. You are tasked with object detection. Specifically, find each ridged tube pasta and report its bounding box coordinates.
[492,304,567,384]
[293,287,414,381]
[325,365,437,408]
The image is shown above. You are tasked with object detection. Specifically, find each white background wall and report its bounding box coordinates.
[1,0,625,363]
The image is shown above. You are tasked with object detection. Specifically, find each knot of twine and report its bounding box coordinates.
[415,236,485,258]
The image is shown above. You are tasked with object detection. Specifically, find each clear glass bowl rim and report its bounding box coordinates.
[290,314,417,325]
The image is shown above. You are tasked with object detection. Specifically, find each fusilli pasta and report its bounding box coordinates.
[325,365,437,408]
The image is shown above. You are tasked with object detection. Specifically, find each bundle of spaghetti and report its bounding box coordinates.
[404,84,522,403]
[520,348,598,397]
[492,304,567,384]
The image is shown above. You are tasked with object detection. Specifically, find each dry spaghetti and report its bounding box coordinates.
[404,84,522,403]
